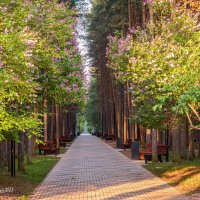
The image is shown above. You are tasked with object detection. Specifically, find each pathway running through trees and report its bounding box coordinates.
[29,135,188,200]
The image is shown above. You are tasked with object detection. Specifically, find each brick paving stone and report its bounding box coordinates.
[29,135,189,200]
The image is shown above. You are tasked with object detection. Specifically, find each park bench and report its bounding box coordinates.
[38,141,59,156]
[121,139,132,150]
[59,136,69,147]
[96,132,103,137]
[102,134,108,139]
[143,144,169,164]
[105,135,115,141]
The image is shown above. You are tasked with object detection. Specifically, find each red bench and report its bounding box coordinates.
[38,141,59,156]
[59,136,71,147]
[121,139,132,150]
[105,135,115,141]
[143,144,169,164]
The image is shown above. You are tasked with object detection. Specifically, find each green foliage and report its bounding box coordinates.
[106,0,200,129]
[88,0,129,131]
[0,0,85,141]
[89,0,128,67]
[85,78,100,131]
[77,107,86,133]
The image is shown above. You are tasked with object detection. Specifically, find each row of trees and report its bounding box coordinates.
[88,0,200,162]
[0,0,84,172]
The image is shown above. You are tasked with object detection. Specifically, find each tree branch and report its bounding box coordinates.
[186,111,200,131]
[186,112,193,126]
[188,104,200,122]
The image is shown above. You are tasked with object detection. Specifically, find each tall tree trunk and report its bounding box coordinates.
[50,105,54,141]
[140,127,146,148]
[18,132,25,173]
[152,129,158,162]
[26,136,32,165]
[142,0,146,29]
[0,142,7,168]
[146,129,151,144]
[32,104,38,152]
[157,130,161,144]
[56,104,60,148]
[123,83,128,142]
[188,129,193,160]
[62,111,65,136]
[149,0,154,24]
[172,127,181,162]
[128,0,133,28]
[0,142,2,167]
[180,122,187,159]
[7,142,11,171]
[134,124,138,140]
[43,90,48,142]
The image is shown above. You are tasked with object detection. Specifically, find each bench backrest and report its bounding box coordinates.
[39,141,56,148]
[157,145,168,154]
[60,136,68,142]
[145,144,152,152]
[144,144,168,154]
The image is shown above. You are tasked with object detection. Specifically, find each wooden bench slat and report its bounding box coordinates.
[143,144,169,164]
[38,141,59,156]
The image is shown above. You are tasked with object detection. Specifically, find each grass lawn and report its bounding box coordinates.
[59,147,67,154]
[144,159,200,196]
[0,155,59,199]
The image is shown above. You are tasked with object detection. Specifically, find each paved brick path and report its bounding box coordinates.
[29,135,188,200]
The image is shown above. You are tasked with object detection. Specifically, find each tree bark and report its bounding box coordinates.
[7,142,11,171]
[62,111,65,136]
[0,142,7,168]
[188,129,193,160]
[180,122,187,159]
[146,129,151,144]
[18,132,25,173]
[149,1,153,23]
[43,90,48,142]
[26,136,32,165]
[123,83,128,142]
[32,104,38,152]
[198,138,200,158]
[56,104,60,148]
[152,129,158,162]
[172,127,181,162]
[142,0,146,29]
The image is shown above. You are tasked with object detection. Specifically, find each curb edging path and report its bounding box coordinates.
[29,135,189,200]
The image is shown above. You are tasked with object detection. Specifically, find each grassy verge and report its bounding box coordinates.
[59,147,67,154]
[0,155,59,199]
[144,159,200,195]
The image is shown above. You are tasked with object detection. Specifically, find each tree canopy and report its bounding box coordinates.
[106,0,200,130]
[0,0,85,141]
